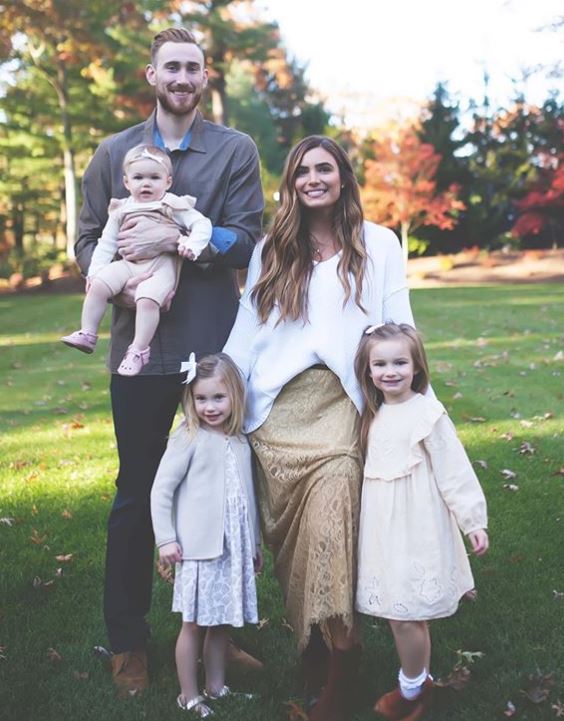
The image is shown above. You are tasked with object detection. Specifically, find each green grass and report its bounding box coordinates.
[1,285,563,721]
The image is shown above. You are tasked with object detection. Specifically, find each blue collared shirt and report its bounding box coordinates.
[152,124,236,254]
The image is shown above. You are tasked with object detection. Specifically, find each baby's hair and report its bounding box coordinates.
[354,322,430,455]
[182,353,245,436]
[122,144,172,175]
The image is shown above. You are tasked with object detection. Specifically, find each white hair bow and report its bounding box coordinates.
[180,352,197,384]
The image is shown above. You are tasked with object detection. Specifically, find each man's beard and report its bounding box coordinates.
[156,85,202,116]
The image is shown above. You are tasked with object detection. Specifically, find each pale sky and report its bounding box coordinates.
[259,0,563,127]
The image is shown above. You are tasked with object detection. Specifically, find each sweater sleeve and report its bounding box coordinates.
[150,423,195,548]
[381,229,414,326]
[222,241,264,377]
[423,413,488,535]
[177,207,213,260]
[87,204,122,278]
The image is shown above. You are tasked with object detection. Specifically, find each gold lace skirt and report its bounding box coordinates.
[250,368,362,650]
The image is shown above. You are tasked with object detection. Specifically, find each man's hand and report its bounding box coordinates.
[178,244,196,261]
[113,273,154,309]
[117,214,180,261]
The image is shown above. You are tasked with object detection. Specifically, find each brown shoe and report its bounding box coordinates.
[374,678,433,721]
[111,650,149,698]
[226,639,264,672]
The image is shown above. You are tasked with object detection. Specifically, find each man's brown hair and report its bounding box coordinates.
[150,27,203,65]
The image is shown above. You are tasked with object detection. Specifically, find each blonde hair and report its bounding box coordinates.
[122,144,172,175]
[182,353,245,437]
[251,135,367,324]
[354,323,430,455]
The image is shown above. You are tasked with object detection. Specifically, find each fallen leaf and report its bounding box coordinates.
[473,460,488,470]
[469,416,486,423]
[47,647,62,663]
[257,618,270,631]
[543,411,554,419]
[503,700,517,716]
[553,350,563,361]
[0,646,6,661]
[435,664,471,691]
[521,671,555,705]
[9,459,29,470]
[31,505,39,515]
[520,419,534,428]
[500,432,514,441]
[0,517,15,527]
[452,392,463,400]
[552,699,564,717]
[32,576,55,590]
[501,469,517,480]
[456,649,484,665]
[11,361,23,369]
[503,483,519,492]
[55,553,74,562]
[519,441,535,455]
[73,671,89,680]
[284,700,308,721]
[553,590,564,600]
[30,529,47,545]
[551,468,564,478]
[55,568,63,578]
[81,381,92,391]
[281,618,294,632]
[61,509,73,519]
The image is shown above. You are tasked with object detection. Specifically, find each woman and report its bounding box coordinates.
[224,136,416,721]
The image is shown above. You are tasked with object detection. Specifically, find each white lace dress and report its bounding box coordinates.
[356,393,487,621]
[172,443,258,626]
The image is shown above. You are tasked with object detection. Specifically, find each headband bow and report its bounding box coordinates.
[364,320,394,335]
[139,148,168,167]
[180,352,197,384]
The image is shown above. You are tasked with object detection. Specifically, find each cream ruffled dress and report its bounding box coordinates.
[356,393,487,621]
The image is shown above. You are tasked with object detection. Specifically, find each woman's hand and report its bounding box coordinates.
[468,529,489,556]
[158,541,182,566]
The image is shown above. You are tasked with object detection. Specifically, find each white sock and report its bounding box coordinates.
[398,667,428,700]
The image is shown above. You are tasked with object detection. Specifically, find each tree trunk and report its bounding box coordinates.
[55,62,77,260]
[400,221,410,267]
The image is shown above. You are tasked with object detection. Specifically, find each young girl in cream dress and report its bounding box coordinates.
[354,323,489,721]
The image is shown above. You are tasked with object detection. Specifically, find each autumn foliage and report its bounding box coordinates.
[362,127,465,263]
[511,157,564,240]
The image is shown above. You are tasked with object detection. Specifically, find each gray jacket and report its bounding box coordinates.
[75,111,264,373]
[150,423,260,560]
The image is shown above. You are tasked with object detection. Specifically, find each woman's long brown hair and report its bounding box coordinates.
[251,136,368,324]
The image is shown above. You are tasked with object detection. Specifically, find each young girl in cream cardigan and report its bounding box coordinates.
[151,353,262,717]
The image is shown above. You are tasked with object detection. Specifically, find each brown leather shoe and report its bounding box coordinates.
[226,639,264,672]
[111,650,149,698]
[374,678,433,721]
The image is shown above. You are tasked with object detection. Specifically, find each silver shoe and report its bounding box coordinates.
[204,685,254,700]
[177,694,214,717]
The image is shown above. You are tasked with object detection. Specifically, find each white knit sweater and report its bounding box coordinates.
[224,221,415,433]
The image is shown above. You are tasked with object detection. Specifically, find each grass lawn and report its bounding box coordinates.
[1,285,563,721]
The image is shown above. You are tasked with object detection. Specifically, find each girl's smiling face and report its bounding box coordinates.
[192,375,232,432]
[368,337,417,404]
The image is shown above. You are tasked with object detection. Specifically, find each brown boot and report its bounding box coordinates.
[111,650,149,698]
[302,625,330,710]
[308,645,361,721]
[226,639,264,672]
[374,677,434,721]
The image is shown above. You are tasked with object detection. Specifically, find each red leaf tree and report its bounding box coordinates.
[511,155,564,243]
[362,127,465,264]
